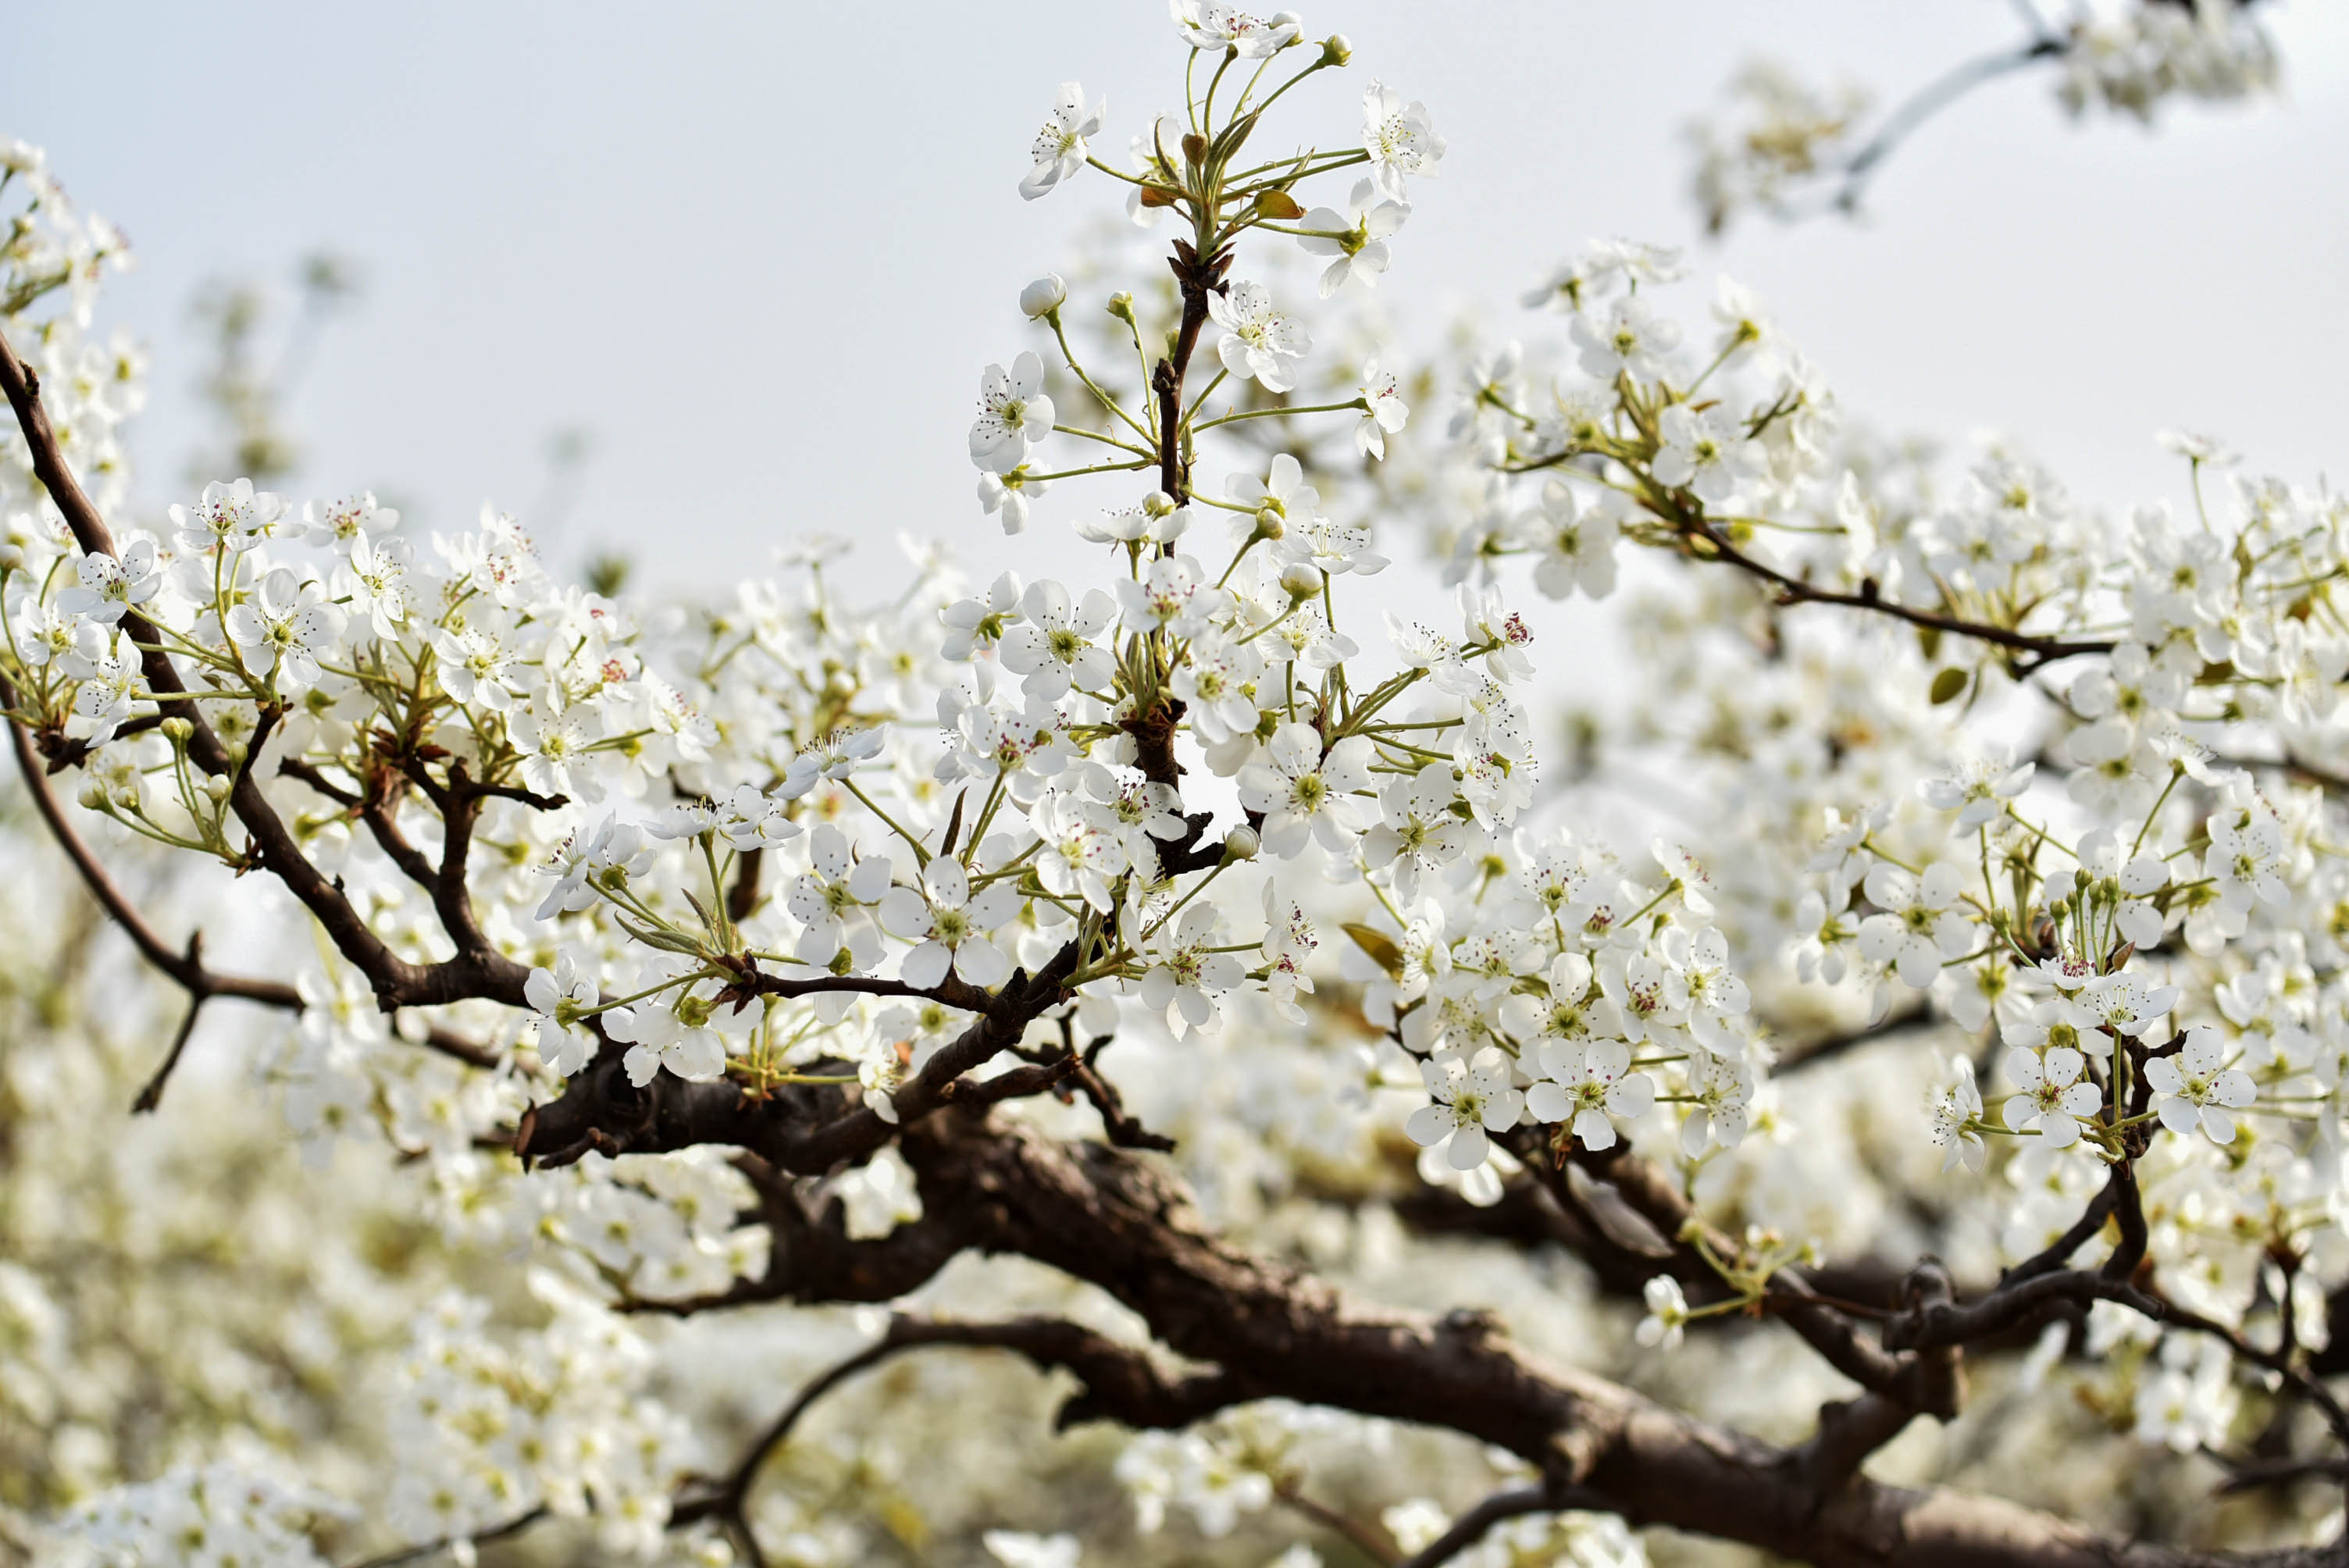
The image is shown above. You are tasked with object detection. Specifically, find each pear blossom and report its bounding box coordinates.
[783,725,888,796]
[337,533,413,638]
[1404,1046,1523,1171]
[1033,790,1127,914]
[1355,358,1410,458]
[2080,971,2178,1041]
[1360,761,1471,900]
[1522,1042,1653,1149]
[1680,1048,1755,1154]
[978,467,1050,533]
[55,540,159,624]
[940,572,1026,661]
[984,1530,1084,1568]
[2205,807,2290,912]
[1521,479,1619,600]
[1000,579,1117,697]
[1569,295,1681,383]
[1207,280,1310,393]
[1115,553,1224,637]
[1930,1057,1988,1172]
[169,476,284,554]
[524,952,616,1077]
[1018,273,1067,319]
[970,351,1057,473]
[1167,632,1263,744]
[878,857,1019,990]
[1662,925,1749,1049]
[534,814,651,921]
[1361,80,1445,198]
[1635,1276,1690,1350]
[1021,83,1106,200]
[712,783,804,850]
[786,825,895,963]
[1076,492,1191,547]
[1173,3,1300,57]
[1650,403,1760,501]
[606,983,729,1086]
[1919,751,2034,830]
[2145,1027,2257,1144]
[432,623,524,712]
[1083,762,1188,864]
[224,568,346,695]
[298,491,397,547]
[2004,1046,2102,1149]
[1133,903,1248,1035]
[1858,861,1972,989]
[508,702,593,799]
[1296,178,1410,297]
[1527,1038,1653,1152]
[69,640,141,743]
[1236,722,1374,857]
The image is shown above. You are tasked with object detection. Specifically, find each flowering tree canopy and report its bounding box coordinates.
[2,5,2343,1566]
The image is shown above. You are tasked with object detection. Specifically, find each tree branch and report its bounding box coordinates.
[2,321,533,1017]
[898,1108,2333,1568]
[1687,518,2114,671]
[669,1313,1254,1566]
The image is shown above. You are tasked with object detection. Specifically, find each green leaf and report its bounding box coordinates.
[1341,921,1403,980]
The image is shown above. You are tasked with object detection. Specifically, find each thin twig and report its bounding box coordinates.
[1688,519,2113,670]
[1830,37,2068,215]
[133,969,209,1114]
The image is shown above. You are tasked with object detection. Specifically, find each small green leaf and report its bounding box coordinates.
[1341,921,1403,979]
[1929,667,1969,706]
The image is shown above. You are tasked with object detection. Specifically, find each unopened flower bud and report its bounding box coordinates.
[224,741,248,768]
[1321,33,1352,67]
[1107,291,1136,324]
[159,716,194,743]
[204,774,232,802]
[0,542,23,574]
[77,782,106,811]
[1223,825,1260,862]
[1142,490,1177,519]
[1019,273,1068,320]
[1281,561,1324,600]
[1250,505,1286,543]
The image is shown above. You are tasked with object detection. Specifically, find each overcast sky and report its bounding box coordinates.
[10,2,2347,602]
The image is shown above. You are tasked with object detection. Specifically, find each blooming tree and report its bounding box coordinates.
[3,6,2346,1566]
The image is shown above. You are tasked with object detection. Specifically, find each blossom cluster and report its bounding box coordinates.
[5,2,2346,1561]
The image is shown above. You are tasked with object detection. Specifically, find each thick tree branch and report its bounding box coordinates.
[897,1109,2333,1568]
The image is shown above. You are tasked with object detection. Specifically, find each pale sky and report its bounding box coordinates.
[10,2,2347,601]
